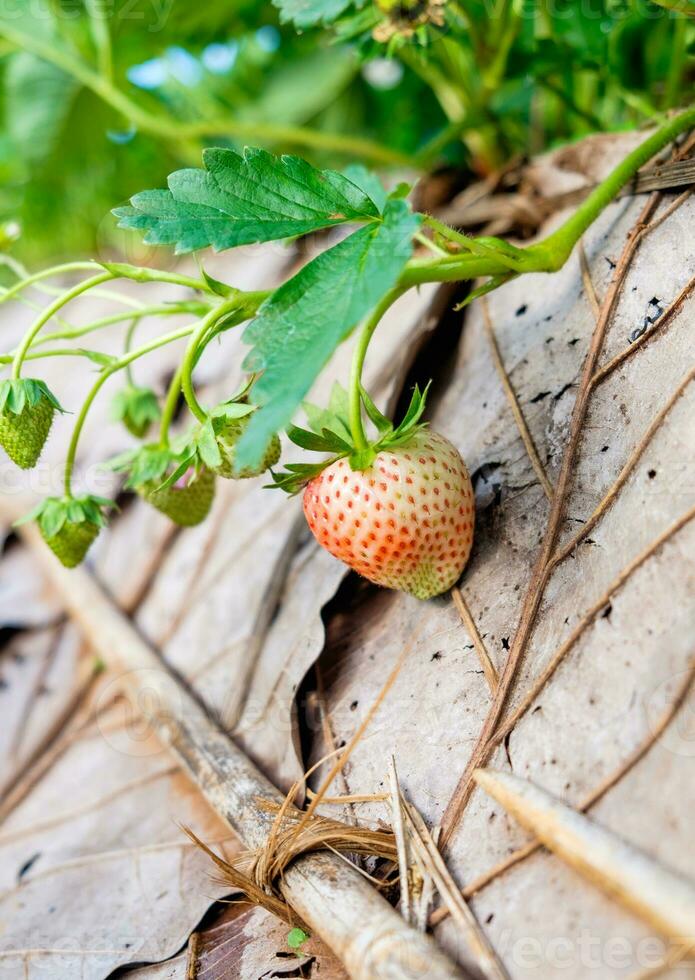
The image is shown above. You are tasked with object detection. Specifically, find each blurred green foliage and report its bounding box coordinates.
[0,0,692,263]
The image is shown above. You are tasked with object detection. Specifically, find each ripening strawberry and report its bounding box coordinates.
[303,430,474,600]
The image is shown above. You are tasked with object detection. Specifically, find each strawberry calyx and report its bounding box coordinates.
[15,493,113,537]
[105,441,200,491]
[111,384,161,438]
[269,380,430,495]
[188,378,278,480]
[0,378,64,416]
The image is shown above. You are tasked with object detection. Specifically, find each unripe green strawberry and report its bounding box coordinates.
[303,430,474,600]
[42,520,100,568]
[15,494,112,568]
[215,417,281,479]
[111,384,160,439]
[0,379,62,469]
[141,467,215,526]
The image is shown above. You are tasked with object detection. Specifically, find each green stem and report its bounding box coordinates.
[11,272,114,379]
[348,288,405,452]
[0,262,100,305]
[423,216,526,271]
[36,303,202,346]
[159,362,185,448]
[179,301,252,423]
[180,318,217,424]
[403,106,695,287]
[0,348,110,365]
[124,317,139,385]
[64,372,112,497]
[0,24,410,167]
[539,106,695,268]
[64,324,196,495]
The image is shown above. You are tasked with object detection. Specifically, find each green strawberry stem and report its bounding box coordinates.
[36,303,208,348]
[348,287,405,453]
[423,216,526,272]
[0,347,113,366]
[180,312,225,425]
[0,262,100,306]
[179,298,261,425]
[159,361,185,448]
[539,105,695,269]
[63,323,199,495]
[123,316,139,385]
[11,272,115,379]
[405,106,695,287]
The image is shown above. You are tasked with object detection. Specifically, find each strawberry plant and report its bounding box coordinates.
[1,104,693,581]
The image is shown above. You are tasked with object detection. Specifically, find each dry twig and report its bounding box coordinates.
[451,586,499,693]
[481,297,554,501]
[474,769,695,941]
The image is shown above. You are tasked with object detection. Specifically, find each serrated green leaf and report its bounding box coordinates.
[114,147,381,255]
[342,163,389,212]
[273,0,364,28]
[236,199,420,469]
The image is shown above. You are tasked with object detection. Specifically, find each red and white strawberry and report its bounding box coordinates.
[303,430,473,599]
[272,383,475,600]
